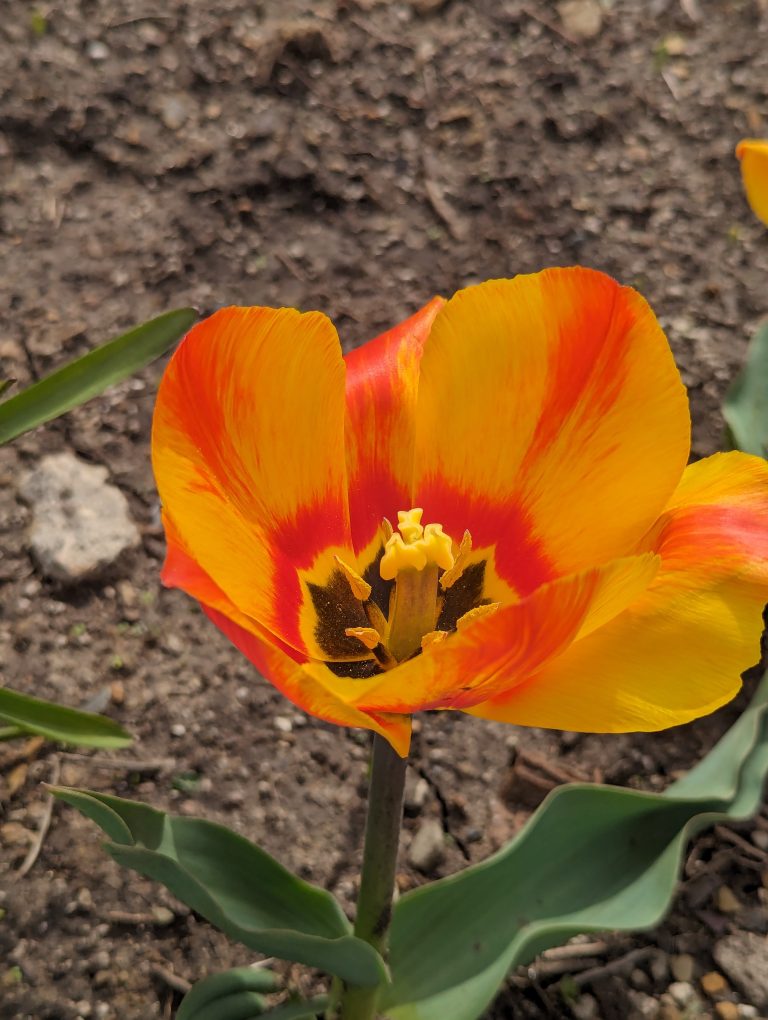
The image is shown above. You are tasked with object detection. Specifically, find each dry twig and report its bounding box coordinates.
[17,756,60,878]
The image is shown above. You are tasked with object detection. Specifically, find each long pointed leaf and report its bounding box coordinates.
[384,674,768,1020]
[52,787,386,988]
[0,687,130,748]
[0,307,195,444]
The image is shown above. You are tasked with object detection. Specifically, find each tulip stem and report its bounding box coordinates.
[339,732,408,1020]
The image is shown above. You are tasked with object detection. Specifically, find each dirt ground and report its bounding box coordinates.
[2,1,768,1018]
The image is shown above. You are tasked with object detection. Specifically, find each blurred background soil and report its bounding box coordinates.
[2,1,768,1018]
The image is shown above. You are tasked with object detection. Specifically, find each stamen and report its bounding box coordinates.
[345,626,382,650]
[456,602,501,631]
[381,517,394,542]
[440,530,472,590]
[334,555,372,601]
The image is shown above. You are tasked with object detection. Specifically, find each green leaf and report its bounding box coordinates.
[0,308,195,445]
[0,379,14,398]
[52,787,386,988]
[383,673,768,1020]
[723,317,768,456]
[177,966,326,1020]
[177,968,280,1020]
[0,687,130,748]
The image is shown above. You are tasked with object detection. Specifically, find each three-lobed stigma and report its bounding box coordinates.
[379,508,455,582]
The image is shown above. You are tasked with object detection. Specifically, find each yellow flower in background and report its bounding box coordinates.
[152,268,768,757]
[736,139,768,226]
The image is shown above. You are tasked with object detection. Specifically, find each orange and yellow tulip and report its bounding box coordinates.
[152,268,768,757]
[736,139,768,226]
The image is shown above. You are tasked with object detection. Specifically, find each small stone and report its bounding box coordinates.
[407,819,445,874]
[716,886,742,914]
[19,453,140,583]
[110,680,125,705]
[715,1004,739,1020]
[701,971,728,996]
[572,994,598,1019]
[658,1004,682,1020]
[87,40,109,61]
[170,723,186,737]
[159,95,189,131]
[715,931,768,1009]
[671,954,695,983]
[668,981,695,1008]
[558,0,603,40]
[650,952,670,983]
[274,716,293,734]
[751,829,768,851]
[151,906,175,926]
[404,769,430,815]
[627,990,659,1018]
[738,1006,758,1018]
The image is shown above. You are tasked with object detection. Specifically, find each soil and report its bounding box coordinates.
[2,1,768,1018]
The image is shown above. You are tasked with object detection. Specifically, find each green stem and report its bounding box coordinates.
[339,733,408,1020]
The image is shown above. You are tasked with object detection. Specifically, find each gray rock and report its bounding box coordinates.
[407,818,445,875]
[714,931,768,1009]
[19,453,140,583]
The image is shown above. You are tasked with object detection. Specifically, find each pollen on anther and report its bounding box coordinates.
[335,555,372,601]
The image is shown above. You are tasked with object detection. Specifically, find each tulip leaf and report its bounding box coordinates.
[51,787,386,988]
[177,967,326,1020]
[0,307,195,445]
[723,317,768,456]
[383,672,768,1020]
[0,686,131,748]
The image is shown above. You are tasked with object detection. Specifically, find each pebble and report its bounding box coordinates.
[170,723,186,737]
[671,953,695,983]
[19,453,140,583]
[751,829,768,851]
[668,981,696,1008]
[701,971,728,996]
[715,1004,739,1020]
[274,716,293,734]
[87,40,109,61]
[716,885,742,914]
[403,769,430,815]
[572,994,598,1019]
[558,0,603,40]
[407,819,445,875]
[715,931,768,1009]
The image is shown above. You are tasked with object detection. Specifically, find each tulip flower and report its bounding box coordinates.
[152,268,768,757]
[736,139,768,226]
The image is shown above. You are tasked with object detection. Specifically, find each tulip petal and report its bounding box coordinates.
[203,606,412,757]
[644,451,768,585]
[736,139,768,226]
[412,268,690,594]
[152,306,352,656]
[347,554,660,714]
[344,297,445,552]
[467,573,764,732]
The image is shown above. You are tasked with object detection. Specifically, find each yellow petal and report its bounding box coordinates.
[152,306,352,656]
[737,139,768,226]
[412,268,690,595]
[468,575,763,732]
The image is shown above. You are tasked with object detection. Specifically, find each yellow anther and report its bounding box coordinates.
[334,555,372,601]
[440,530,472,590]
[379,508,456,582]
[380,517,394,542]
[422,523,454,571]
[421,630,448,652]
[345,626,382,650]
[456,602,501,631]
[397,507,424,544]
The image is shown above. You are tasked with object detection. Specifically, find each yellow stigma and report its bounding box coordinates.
[379,507,455,582]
